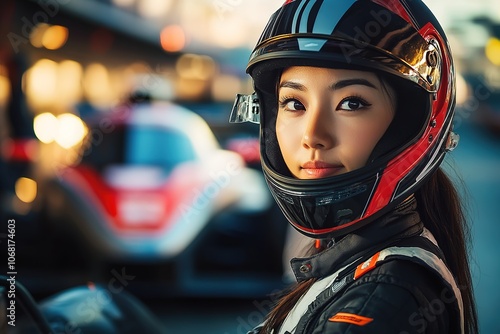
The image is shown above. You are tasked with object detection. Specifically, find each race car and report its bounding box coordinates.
[37,100,287,298]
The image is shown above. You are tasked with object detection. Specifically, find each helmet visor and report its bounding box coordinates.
[248,0,441,93]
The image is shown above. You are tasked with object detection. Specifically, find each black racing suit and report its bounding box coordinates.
[251,197,463,334]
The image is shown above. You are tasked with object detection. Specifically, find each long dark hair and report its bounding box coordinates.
[260,168,478,333]
[416,167,478,333]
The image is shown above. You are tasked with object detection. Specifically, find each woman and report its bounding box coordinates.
[230,0,478,333]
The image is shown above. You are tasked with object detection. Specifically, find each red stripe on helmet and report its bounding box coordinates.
[371,0,412,24]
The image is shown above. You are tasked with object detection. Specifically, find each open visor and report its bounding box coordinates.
[229,93,260,124]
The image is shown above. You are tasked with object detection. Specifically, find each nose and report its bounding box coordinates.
[301,104,334,150]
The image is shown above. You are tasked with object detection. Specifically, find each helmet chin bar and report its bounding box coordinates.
[229,93,260,124]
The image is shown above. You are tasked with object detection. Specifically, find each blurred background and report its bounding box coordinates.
[0,0,499,333]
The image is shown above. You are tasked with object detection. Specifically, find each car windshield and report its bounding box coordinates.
[81,124,197,170]
[127,125,196,167]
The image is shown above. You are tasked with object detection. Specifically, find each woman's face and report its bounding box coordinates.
[276,66,396,179]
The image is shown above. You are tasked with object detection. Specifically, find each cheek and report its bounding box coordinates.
[276,117,290,150]
[276,115,300,167]
[346,132,378,163]
[340,120,391,168]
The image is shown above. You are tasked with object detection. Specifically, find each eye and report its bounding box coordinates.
[279,98,305,112]
[338,97,371,111]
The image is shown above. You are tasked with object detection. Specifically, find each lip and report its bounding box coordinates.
[301,161,343,178]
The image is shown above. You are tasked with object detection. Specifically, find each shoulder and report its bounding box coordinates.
[310,260,452,334]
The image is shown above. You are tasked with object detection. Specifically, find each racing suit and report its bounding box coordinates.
[251,197,463,334]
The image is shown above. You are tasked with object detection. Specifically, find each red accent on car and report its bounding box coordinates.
[62,165,199,234]
[1,138,38,162]
[227,138,260,165]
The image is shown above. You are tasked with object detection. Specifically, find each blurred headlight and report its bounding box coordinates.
[15,177,37,203]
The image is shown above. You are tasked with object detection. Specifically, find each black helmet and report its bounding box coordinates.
[230,0,459,238]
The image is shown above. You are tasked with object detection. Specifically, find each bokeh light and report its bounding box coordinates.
[55,113,88,149]
[29,23,68,50]
[137,0,174,18]
[160,25,186,52]
[485,37,500,66]
[34,113,88,149]
[34,112,59,144]
[57,60,84,107]
[83,63,114,107]
[29,23,50,48]
[25,59,59,107]
[15,177,37,204]
[42,25,69,50]
[175,54,215,80]
[211,74,241,101]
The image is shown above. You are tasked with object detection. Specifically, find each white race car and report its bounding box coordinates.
[39,100,287,298]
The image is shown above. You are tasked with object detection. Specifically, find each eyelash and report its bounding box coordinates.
[278,96,303,110]
[338,95,372,111]
[278,95,372,112]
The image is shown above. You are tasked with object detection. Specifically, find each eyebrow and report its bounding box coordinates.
[279,78,378,91]
[332,78,377,90]
[279,81,306,91]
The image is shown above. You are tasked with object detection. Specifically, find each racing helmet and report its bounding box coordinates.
[230,0,459,238]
